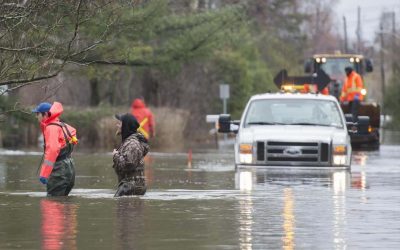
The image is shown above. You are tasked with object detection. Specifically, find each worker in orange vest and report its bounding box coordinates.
[340,67,365,121]
[130,98,155,140]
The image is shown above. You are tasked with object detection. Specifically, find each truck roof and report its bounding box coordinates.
[313,53,364,59]
[250,92,338,102]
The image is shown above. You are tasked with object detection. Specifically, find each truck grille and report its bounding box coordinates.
[256,141,330,166]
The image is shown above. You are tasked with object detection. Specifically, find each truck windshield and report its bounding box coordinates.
[244,99,343,128]
[318,58,355,81]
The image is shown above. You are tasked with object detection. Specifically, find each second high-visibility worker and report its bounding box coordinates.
[130,98,155,140]
[340,67,364,102]
[340,67,365,121]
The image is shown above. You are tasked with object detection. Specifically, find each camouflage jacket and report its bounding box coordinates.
[113,133,149,181]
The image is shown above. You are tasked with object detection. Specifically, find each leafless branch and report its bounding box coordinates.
[68,58,154,66]
[0,101,31,118]
[64,0,83,62]
[42,79,65,101]
[0,71,60,87]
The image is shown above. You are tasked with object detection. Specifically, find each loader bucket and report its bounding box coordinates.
[341,102,380,128]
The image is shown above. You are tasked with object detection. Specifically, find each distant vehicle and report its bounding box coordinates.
[218,92,352,169]
[304,53,380,149]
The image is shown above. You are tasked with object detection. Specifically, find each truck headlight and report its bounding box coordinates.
[333,145,347,165]
[361,88,367,96]
[333,155,346,165]
[239,144,253,164]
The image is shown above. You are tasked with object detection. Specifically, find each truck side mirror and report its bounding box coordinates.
[365,59,373,72]
[304,60,312,73]
[218,114,232,133]
[218,114,240,133]
[346,122,358,134]
[345,114,357,134]
[345,115,370,134]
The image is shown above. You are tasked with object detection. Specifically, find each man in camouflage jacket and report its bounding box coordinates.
[113,114,149,197]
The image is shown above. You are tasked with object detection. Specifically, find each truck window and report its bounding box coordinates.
[318,58,354,81]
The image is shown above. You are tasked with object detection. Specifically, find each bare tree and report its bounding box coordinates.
[0,1,163,93]
[1,0,244,99]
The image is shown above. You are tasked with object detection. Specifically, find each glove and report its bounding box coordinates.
[39,177,48,185]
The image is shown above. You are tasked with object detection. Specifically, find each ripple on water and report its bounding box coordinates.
[0,149,42,156]
[0,189,250,201]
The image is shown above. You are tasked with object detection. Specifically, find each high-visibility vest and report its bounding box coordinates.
[138,118,149,139]
[340,71,364,102]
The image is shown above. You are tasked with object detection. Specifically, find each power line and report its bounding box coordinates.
[357,6,362,53]
[337,3,400,14]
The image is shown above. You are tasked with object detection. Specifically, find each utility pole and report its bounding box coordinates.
[343,16,348,53]
[392,11,396,73]
[356,6,362,53]
[314,6,321,54]
[380,23,386,118]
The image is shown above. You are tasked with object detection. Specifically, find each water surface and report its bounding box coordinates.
[0,131,399,249]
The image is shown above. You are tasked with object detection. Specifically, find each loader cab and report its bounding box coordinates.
[305,54,373,76]
[304,54,373,99]
[305,53,379,149]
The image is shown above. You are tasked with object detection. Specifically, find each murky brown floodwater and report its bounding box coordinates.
[0,130,399,250]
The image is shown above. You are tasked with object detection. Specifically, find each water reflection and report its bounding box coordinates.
[282,188,295,250]
[144,155,155,187]
[235,168,352,249]
[351,171,368,191]
[235,169,254,249]
[114,199,145,249]
[41,199,78,250]
[236,171,253,192]
[0,161,6,189]
[350,151,368,205]
[353,151,368,166]
[332,172,347,250]
[332,171,349,194]
[235,168,351,191]
[238,193,253,250]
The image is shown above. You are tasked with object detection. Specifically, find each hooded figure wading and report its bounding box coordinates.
[113,113,149,197]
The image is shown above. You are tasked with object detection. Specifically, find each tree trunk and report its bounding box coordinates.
[89,78,100,106]
[142,70,159,106]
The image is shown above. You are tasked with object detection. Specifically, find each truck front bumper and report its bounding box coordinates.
[236,164,350,170]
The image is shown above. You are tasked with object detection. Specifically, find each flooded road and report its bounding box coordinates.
[0,131,400,249]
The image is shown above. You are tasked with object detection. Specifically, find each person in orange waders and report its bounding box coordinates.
[32,102,78,196]
[130,98,155,140]
[340,67,364,121]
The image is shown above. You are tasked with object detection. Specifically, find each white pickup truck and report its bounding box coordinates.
[218,92,352,168]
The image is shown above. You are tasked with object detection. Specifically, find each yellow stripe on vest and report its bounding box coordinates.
[138,117,149,139]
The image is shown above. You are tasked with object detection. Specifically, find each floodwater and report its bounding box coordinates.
[0,131,399,249]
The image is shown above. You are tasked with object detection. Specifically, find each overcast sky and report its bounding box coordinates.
[335,0,400,43]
